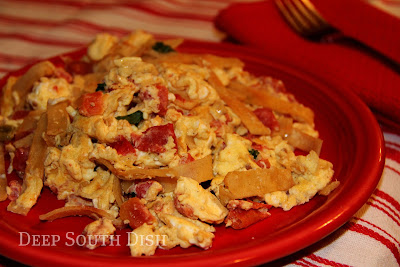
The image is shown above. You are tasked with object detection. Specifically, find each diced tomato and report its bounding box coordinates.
[225,200,271,229]
[54,67,73,83]
[174,94,186,103]
[66,61,92,75]
[256,158,271,169]
[225,113,232,123]
[119,197,156,229]
[253,108,280,131]
[78,91,104,117]
[7,180,22,201]
[134,124,177,153]
[109,136,136,156]
[174,195,195,219]
[251,143,264,151]
[210,120,224,137]
[156,84,168,116]
[11,110,30,120]
[139,90,152,100]
[261,77,286,93]
[225,208,270,229]
[13,147,30,172]
[135,181,154,199]
[179,153,194,165]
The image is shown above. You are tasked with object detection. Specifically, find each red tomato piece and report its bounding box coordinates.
[78,91,104,117]
[7,180,22,201]
[225,200,271,229]
[54,67,73,83]
[119,197,156,229]
[139,90,152,101]
[210,120,224,137]
[66,61,92,75]
[174,195,195,219]
[135,181,154,199]
[253,108,280,131]
[135,124,177,153]
[256,158,271,169]
[179,153,194,165]
[251,143,264,151]
[109,136,136,156]
[13,147,30,173]
[225,208,270,229]
[156,84,169,116]
[174,94,186,103]
[11,110,30,120]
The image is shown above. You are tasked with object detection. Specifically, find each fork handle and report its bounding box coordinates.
[311,0,400,64]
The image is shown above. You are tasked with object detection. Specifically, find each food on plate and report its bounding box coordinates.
[0,30,339,256]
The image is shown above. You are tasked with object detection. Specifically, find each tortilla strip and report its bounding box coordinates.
[273,116,293,137]
[0,143,7,201]
[13,133,34,149]
[39,206,114,221]
[208,72,270,136]
[14,110,44,140]
[217,184,236,206]
[14,61,55,111]
[113,175,124,207]
[224,167,294,199]
[318,180,340,196]
[45,101,70,147]
[0,76,18,117]
[7,113,48,215]
[228,81,314,125]
[95,155,213,182]
[287,129,323,155]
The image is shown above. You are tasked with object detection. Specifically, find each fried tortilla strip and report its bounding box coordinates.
[96,155,213,182]
[113,175,124,207]
[273,116,293,137]
[45,101,70,147]
[0,143,7,201]
[14,61,55,111]
[217,184,236,206]
[39,206,114,221]
[0,76,18,117]
[208,72,270,136]
[14,110,44,140]
[13,133,34,149]
[149,52,244,69]
[224,167,294,199]
[287,129,323,155]
[7,113,48,215]
[228,81,314,125]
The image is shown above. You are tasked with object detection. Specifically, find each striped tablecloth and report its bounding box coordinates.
[0,0,399,266]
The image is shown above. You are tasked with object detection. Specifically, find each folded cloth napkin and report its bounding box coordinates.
[215,0,400,125]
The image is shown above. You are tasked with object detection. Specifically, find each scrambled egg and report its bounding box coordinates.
[27,77,72,110]
[1,30,338,257]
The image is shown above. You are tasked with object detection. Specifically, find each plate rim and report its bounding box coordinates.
[0,40,385,267]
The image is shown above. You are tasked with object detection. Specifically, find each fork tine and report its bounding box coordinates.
[300,0,331,28]
[275,0,336,38]
[291,0,322,29]
[275,0,306,35]
[281,0,313,34]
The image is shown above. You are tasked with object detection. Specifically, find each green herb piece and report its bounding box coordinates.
[0,125,15,142]
[95,82,106,92]
[249,149,260,160]
[152,42,175,53]
[116,110,144,126]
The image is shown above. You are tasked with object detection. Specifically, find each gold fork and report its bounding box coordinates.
[274,0,400,71]
[275,0,336,39]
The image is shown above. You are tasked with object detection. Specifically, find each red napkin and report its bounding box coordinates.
[215,0,400,125]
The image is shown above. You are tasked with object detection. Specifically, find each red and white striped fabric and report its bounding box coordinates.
[0,0,399,266]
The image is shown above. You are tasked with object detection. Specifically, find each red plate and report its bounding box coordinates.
[0,41,385,266]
